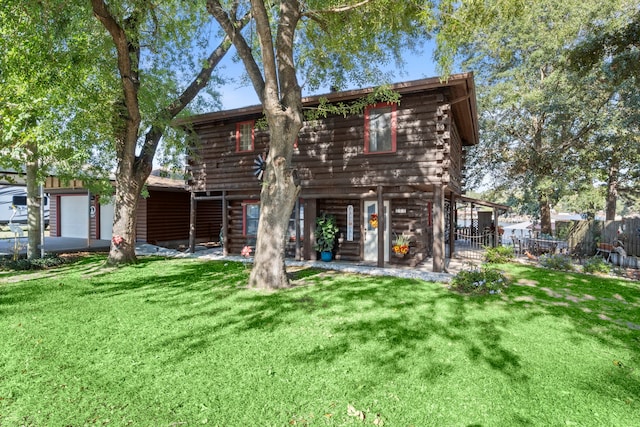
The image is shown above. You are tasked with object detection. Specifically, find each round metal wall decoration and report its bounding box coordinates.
[253,152,266,181]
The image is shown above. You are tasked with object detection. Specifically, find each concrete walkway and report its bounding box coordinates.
[1,237,467,283]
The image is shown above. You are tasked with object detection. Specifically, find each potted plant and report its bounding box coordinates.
[392,233,410,258]
[314,212,339,261]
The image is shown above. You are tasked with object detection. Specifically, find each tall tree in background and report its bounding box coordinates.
[90,0,250,264]
[568,8,640,219]
[574,84,640,220]
[0,0,112,258]
[569,8,640,88]
[435,0,633,232]
[206,0,433,289]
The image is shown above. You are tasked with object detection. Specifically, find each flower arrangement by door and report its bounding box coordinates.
[392,234,410,257]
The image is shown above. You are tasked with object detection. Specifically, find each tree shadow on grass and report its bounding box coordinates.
[11,256,636,406]
[6,256,638,423]
[0,255,112,312]
[152,268,527,386]
[150,262,640,403]
[502,264,640,348]
[488,264,640,401]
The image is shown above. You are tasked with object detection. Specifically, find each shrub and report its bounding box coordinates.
[539,253,574,271]
[484,245,515,263]
[0,254,69,271]
[582,256,610,274]
[450,265,509,295]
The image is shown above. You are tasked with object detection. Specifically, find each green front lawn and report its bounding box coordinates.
[1,257,639,426]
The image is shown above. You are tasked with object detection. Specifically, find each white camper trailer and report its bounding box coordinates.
[0,186,50,225]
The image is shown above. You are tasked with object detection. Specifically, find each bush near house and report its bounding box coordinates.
[583,256,612,274]
[539,253,575,271]
[484,245,515,263]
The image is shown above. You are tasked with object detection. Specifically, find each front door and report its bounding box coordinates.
[364,200,390,262]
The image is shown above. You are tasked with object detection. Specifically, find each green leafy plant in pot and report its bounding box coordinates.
[314,212,339,261]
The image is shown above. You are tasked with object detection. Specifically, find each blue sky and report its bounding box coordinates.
[214,39,440,110]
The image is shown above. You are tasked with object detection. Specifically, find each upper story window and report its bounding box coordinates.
[364,103,397,154]
[236,120,254,152]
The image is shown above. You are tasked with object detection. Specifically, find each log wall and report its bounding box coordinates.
[188,91,464,194]
[218,194,437,264]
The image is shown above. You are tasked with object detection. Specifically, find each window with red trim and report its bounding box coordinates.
[236,121,254,152]
[364,103,397,153]
[243,201,260,236]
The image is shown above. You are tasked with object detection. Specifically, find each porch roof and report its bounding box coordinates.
[457,195,510,214]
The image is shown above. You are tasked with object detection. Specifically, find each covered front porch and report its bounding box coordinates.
[187,186,507,273]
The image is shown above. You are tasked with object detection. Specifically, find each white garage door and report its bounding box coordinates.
[99,202,114,240]
[60,195,89,238]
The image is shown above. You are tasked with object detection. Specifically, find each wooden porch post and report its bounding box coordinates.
[304,199,317,260]
[493,207,500,247]
[433,185,445,272]
[449,194,456,258]
[294,198,301,261]
[189,191,196,253]
[221,191,228,256]
[377,185,384,268]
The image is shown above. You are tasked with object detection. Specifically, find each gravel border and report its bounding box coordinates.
[135,243,454,283]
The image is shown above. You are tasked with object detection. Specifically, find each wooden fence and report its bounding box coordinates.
[556,218,640,258]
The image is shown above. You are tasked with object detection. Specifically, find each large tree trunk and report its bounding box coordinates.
[248,116,301,289]
[94,0,242,266]
[244,0,303,289]
[539,193,552,235]
[605,157,619,220]
[25,141,42,259]
[107,166,147,264]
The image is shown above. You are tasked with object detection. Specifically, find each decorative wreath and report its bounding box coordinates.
[369,213,378,229]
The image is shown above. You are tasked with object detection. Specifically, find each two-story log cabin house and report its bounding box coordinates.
[184,73,479,272]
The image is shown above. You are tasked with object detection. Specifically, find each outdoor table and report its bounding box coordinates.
[524,238,568,256]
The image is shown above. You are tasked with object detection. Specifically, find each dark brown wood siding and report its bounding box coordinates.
[186,82,475,263]
[145,190,191,244]
[225,199,253,254]
[195,199,222,242]
[188,91,463,193]
[447,120,464,194]
[189,114,269,192]
[388,198,433,266]
[212,194,438,264]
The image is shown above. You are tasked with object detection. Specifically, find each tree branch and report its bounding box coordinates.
[138,11,252,166]
[276,0,302,111]
[302,0,372,16]
[91,0,141,131]
[206,0,265,102]
[251,0,279,110]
